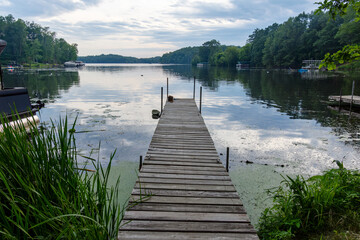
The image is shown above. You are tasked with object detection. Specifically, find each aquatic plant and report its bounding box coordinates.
[257,161,360,239]
[0,115,130,239]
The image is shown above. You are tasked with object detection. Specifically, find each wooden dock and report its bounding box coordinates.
[329,95,360,106]
[119,98,258,239]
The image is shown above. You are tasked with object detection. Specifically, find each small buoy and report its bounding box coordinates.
[152,109,161,119]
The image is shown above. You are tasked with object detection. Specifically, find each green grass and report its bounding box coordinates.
[257,161,360,240]
[0,115,140,239]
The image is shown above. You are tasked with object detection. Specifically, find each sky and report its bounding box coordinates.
[0,0,319,58]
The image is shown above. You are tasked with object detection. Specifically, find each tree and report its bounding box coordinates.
[316,0,360,69]
[238,43,251,62]
[0,14,78,64]
[198,39,221,63]
[248,23,279,67]
[224,46,240,67]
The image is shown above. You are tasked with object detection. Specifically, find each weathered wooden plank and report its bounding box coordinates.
[147,150,219,155]
[138,172,231,180]
[143,160,223,168]
[145,154,220,160]
[134,183,236,192]
[118,231,259,240]
[141,165,226,172]
[123,211,251,222]
[127,203,246,213]
[131,189,238,198]
[144,157,219,163]
[121,220,256,233]
[137,178,233,186]
[140,168,229,176]
[129,195,242,205]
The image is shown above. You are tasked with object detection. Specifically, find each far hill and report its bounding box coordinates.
[77,54,161,63]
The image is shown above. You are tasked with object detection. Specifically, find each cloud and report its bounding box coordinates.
[0,0,101,17]
[0,0,11,6]
[0,0,319,57]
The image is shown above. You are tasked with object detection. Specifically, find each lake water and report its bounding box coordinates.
[3,64,360,224]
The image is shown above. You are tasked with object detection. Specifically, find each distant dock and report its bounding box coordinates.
[329,95,360,106]
[119,98,258,239]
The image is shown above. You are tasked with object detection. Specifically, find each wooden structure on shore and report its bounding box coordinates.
[329,95,360,106]
[119,98,258,239]
[302,60,321,69]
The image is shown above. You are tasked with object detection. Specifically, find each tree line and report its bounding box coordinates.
[77,54,160,63]
[161,6,360,68]
[0,15,78,65]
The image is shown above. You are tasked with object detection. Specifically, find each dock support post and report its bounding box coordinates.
[339,87,342,111]
[349,80,355,117]
[199,86,202,114]
[139,155,143,171]
[226,147,229,172]
[161,87,163,115]
[0,65,3,90]
[167,78,169,99]
[193,77,196,99]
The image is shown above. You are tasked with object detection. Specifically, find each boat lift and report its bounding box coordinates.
[0,39,43,131]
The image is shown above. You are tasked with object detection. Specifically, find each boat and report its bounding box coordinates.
[75,61,85,67]
[298,68,308,73]
[0,39,43,132]
[64,61,85,67]
[64,61,77,67]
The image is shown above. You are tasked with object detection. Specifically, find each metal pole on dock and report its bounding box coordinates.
[167,78,169,99]
[139,155,143,171]
[193,77,196,99]
[226,147,229,172]
[199,86,202,114]
[349,80,355,117]
[161,87,163,115]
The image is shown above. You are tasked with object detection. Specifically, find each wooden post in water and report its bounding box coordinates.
[226,147,230,172]
[0,65,3,90]
[349,80,355,117]
[199,86,202,114]
[339,87,342,112]
[139,155,143,171]
[167,78,169,99]
[161,87,163,115]
[193,77,196,99]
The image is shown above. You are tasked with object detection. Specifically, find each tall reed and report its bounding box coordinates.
[0,115,127,239]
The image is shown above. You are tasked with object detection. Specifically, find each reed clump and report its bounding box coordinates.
[0,116,125,239]
[258,161,360,240]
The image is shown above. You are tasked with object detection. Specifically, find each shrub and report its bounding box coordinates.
[258,161,360,239]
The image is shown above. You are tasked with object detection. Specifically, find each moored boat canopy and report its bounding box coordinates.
[0,39,7,55]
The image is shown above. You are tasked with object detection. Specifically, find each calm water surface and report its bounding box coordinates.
[5,64,360,224]
[3,64,360,174]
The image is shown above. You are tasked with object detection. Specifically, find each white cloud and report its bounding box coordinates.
[0,0,11,6]
[1,0,320,57]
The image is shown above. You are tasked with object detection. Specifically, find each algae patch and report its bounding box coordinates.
[107,161,139,210]
[230,164,286,228]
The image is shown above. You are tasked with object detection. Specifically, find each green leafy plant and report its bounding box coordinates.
[316,0,360,69]
[258,162,360,239]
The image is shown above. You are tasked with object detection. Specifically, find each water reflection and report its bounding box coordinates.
[3,69,80,103]
[2,65,359,175]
